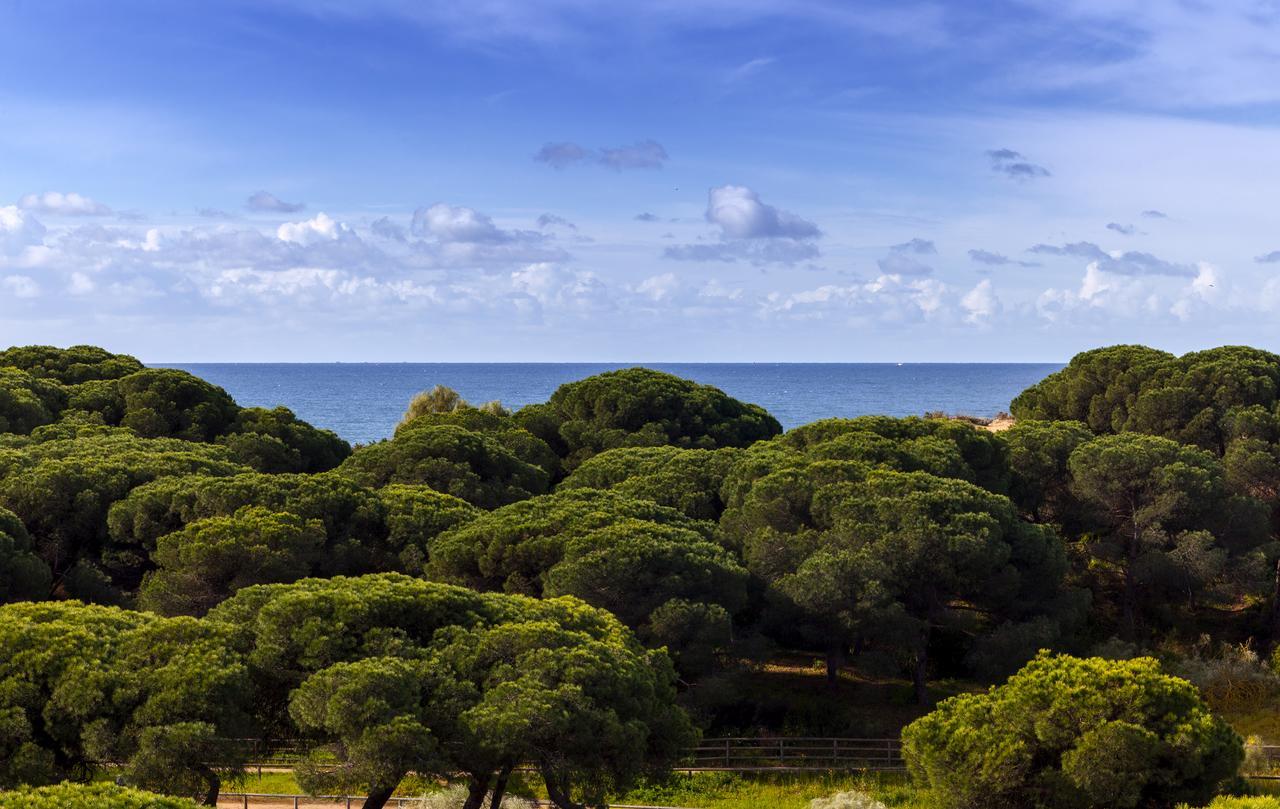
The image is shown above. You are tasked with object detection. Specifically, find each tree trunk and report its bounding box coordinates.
[1270,556,1280,639]
[488,764,513,809]
[200,770,220,807]
[541,763,583,809]
[362,785,396,809]
[825,637,845,688]
[462,774,492,809]
[913,624,930,706]
[1122,531,1140,640]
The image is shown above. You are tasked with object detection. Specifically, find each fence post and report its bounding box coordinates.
[293,797,299,809]
[833,737,838,767]
[724,738,730,767]
[242,796,248,809]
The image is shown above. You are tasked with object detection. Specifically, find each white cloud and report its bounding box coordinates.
[635,272,679,301]
[2,275,40,298]
[68,272,95,295]
[412,204,510,243]
[706,185,820,240]
[277,212,351,245]
[18,191,111,216]
[960,279,999,325]
[0,206,46,256]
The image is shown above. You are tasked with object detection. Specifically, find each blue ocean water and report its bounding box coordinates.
[167,363,1064,445]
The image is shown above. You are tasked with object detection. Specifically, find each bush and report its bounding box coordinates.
[902,652,1243,809]
[0,783,201,809]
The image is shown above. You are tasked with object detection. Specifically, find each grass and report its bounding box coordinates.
[614,772,931,809]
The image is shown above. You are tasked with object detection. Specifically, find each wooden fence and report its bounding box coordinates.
[237,736,905,774]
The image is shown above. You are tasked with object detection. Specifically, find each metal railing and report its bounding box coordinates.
[683,736,903,772]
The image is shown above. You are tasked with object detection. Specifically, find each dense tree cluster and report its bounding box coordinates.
[8,342,1280,808]
[516,367,782,470]
[207,574,693,809]
[0,601,252,803]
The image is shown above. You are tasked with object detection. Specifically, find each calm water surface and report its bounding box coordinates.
[165,363,1063,445]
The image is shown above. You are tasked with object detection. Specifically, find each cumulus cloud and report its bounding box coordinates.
[534,139,668,170]
[1037,261,1220,325]
[2,275,40,298]
[0,206,47,256]
[967,248,1038,267]
[987,148,1050,180]
[1141,210,1169,219]
[370,216,407,242]
[763,273,949,324]
[1106,222,1137,235]
[1255,250,1280,264]
[536,213,576,230]
[277,212,352,245]
[634,212,660,222]
[960,279,1000,325]
[411,204,513,243]
[664,185,821,266]
[890,237,936,254]
[510,262,612,314]
[706,185,820,240]
[18,191,111,216]
[246,190,305,213]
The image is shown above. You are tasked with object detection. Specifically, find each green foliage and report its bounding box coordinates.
[0,432,247,598]
[338,423,549,508]
[726,458,1074,695]
[779,416,1012,494]
[1012,345,1280,453]
[401,384,467,422]
[219,406,351,473]
[0,368,66,436]
[0,783,202,809]
[526,367,781,471]
[64,369,240,443]
[140,507,327,616]
[902,653,1243,809]
[0,601,252,802]
[0,345,144,385]
[397,406,560,481]
[0,506,50,603]
[1067,433,1247,636]
[558,445,743,519]
[428,489,742,673]
[207,573,694,808]
[109,472,478,600]
[1000,420,1093,524]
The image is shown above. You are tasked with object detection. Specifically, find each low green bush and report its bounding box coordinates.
[0,782,201,808]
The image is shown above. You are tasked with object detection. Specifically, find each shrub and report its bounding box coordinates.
[0,783,201,809]
[901,652,1243,809]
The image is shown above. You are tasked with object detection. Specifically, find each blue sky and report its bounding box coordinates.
[2,0,1280,361]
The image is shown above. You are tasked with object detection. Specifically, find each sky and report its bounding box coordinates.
[2,1,1280,362]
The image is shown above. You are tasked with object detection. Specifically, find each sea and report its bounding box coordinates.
[166,363,1064,446]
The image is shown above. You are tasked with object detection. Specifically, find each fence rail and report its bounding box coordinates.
[683,736,903,772]
[217,796,696,809]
